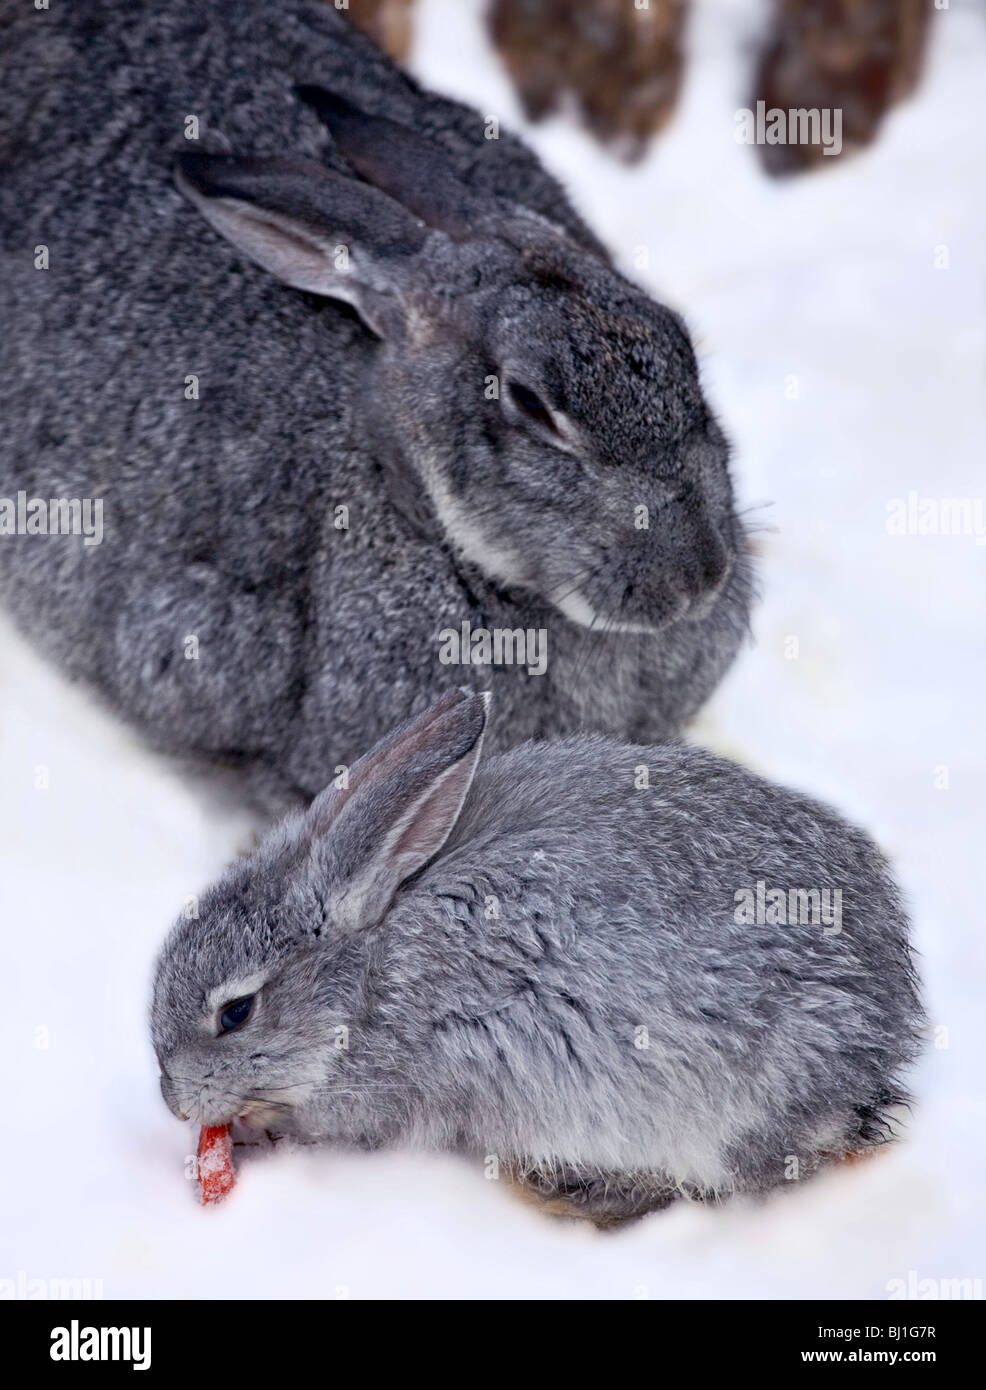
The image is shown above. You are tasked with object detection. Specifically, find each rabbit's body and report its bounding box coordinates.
[353,742,918,1189]
[152,694,922,1222]
[0,0,751,805]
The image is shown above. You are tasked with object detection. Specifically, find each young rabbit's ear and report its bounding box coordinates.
[175,152,428,337]
[308,689,490,934]
[296,86,487,240]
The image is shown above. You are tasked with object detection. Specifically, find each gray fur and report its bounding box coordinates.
[151,691,924,1222]
[0,0,752,807]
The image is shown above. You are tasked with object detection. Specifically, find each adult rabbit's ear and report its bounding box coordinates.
[307,690,490,934]
[296,86,485,240]
[175,152,428,337]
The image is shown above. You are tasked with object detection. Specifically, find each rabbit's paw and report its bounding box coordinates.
[508,1163,679,1231]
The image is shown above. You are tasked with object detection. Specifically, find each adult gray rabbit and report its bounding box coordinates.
[0,0,753,807]
[151,690,923,1226]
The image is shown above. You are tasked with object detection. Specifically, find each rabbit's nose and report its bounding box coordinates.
[683,541,734,618]
[665,499,732,612]
[159,1071,189,1121]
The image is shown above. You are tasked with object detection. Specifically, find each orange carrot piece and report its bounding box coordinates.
[197,1124,235,1205]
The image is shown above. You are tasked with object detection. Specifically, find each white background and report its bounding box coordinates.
[1,0,983,1299]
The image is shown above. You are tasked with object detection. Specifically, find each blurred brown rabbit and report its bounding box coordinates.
[489,0,687,162]
[752,0,931,175]
[489,0,931,168]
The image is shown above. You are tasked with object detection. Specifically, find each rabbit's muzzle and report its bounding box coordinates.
[608,493,733,630]
[159,1066,243,1127]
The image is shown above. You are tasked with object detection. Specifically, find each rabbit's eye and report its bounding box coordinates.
[219,995,255,1034]
[506,380,559,436]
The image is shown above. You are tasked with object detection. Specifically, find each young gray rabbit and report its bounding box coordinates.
[0,0,752,807]
[151,690,923,1226]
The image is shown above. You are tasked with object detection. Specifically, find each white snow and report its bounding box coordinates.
[1,0,983,1299]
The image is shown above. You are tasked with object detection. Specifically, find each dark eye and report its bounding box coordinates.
[219,995,254,1034]
[506,379,558,435]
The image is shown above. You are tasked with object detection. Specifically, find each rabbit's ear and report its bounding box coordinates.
[297,86,485,240]
[309,690,490,934]
[175,152,428,337]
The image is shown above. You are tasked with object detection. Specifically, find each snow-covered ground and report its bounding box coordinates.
[2,0,983,1299]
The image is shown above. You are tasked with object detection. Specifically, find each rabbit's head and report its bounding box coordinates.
[151,690,489,1136]
[176,92,739,634]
